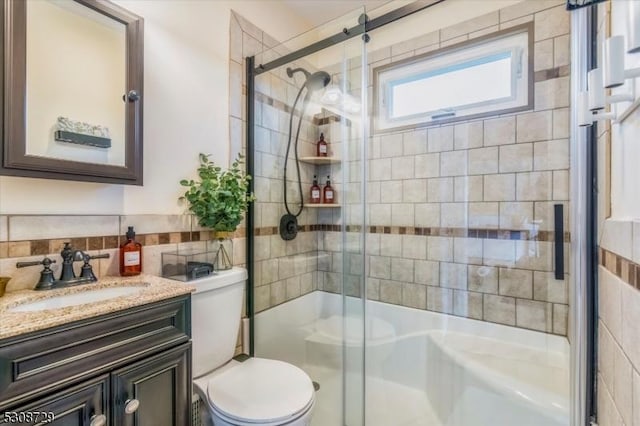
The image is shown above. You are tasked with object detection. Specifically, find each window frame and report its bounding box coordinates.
[372,22,534,133]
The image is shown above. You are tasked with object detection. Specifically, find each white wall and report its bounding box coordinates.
[610,0,640,219]
[0,0,311,216]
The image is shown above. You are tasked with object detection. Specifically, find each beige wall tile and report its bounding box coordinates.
[516,171,553,201]
[427,126,454,152]
[499,144,533,173]
[533,271,568,303]
[415,260,439,285]
[454,176,484,202]
[553,303,569,335]
[484,174,516,201]
[391,257,414,282]
[469,202,499,228]
[453,237,483,265]
[517,110,552,143]
[402,283,427,309]
[403,130,428,156]
[440,151,468,177]
[601,219,633,258]
[613,341,633,425]
[484,116,515,146]
[0,216,7,242]
[440,262,467,290]
[415,204,441,227]
[402,180,427,203]
[468,265,498,293]
[633,370,640,426]
[391,31,439,56]
[454,121,483,150]
[499,202,533,229]
[380,234,403,258]
[534,5,570,41]
[370,204,392,226]
[428,178,454,202]
[402,235,427,260]
[599,321,616,395]
[469,147,498,175]
[441,11,499,41]
[515,240,554,272]
[415,153,440,178]
[598,374,624,426]
[554,34,570,67]
[270,280,286,306]
[427,286,453,314]
[499,268,533,298]
[553,108,570,139]
[370,158,392,181]
[516,299,552,332]
[621,281,640,372]
[380,133,404,158]
[535,77,570,110]
[391,203,415,226]
[534,39,554,72]
[553,170,569,200]
[440,203,467,228]
[484,294,516,325]
[380,280,402,305]
[381,181,403,203]
[453,290,483,319]
[499,0,563,22]
[370,256,391,280]
[427,236,453,262]
[483,239,516,267]
[534,139,569,171]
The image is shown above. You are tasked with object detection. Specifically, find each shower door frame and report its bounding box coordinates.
[245,2,597,425]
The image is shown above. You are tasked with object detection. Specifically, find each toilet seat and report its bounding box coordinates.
[206,358,315,425]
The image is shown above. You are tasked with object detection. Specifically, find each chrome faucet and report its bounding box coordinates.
[16,242,109,290]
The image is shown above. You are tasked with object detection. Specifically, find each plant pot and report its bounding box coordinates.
[209,231,233,271]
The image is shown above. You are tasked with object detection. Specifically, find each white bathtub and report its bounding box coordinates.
[255,291,569,426]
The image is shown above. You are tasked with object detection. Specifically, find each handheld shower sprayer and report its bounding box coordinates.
[280,67,331,241]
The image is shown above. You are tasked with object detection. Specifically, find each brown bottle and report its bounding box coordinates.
[120,226,142,276]
[310,175,321,204]
[317,133,328,157]
[323,175,335,204]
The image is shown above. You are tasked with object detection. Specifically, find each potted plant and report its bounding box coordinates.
[180,153,255,270]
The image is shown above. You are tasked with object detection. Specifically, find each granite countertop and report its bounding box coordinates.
[0,274,195,340]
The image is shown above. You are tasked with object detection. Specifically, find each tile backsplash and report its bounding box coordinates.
[0,214,246,292]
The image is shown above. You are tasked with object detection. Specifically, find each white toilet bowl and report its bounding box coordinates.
[194,358,315,426]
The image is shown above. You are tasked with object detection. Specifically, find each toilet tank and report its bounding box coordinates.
[191,267,247,378]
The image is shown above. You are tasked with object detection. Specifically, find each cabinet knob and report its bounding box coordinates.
[125,398,140,414]
[90,414,107,426]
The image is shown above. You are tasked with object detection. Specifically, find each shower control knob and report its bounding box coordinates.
[124,399,140,414]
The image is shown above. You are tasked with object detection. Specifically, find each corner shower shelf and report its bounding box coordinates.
[304,204,340,208]
[299,156,341,165]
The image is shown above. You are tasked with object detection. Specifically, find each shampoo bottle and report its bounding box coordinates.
[317,133,328,157]
[323,175,335,204]
[311,175,321,204]
[120,226,142,276]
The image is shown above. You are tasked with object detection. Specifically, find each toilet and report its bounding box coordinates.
[191,268,315,426]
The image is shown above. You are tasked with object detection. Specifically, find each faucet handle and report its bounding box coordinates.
[79,253,110,282]
[16,257,57,291]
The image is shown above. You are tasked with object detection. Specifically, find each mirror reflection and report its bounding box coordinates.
[25,0,126,167]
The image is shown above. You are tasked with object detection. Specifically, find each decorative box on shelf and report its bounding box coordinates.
[161,249,216,281]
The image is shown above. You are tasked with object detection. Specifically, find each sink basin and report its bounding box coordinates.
[8,286,145,312]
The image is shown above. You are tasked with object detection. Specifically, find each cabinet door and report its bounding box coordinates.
[0,375,109,426]
[111,343,192,426]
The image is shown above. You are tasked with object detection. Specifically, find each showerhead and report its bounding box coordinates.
[286,67,331,92]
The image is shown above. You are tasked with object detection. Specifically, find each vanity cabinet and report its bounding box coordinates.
[0,295,192,426]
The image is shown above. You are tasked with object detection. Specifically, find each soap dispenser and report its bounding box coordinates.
[311,175,321,204]
[323,175,335,204]
[317,133,328,157]
[120,226,142,276]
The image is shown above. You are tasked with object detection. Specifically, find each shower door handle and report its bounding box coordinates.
[554,204,564,280]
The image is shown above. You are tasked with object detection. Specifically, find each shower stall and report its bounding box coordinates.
[246,1,592,425]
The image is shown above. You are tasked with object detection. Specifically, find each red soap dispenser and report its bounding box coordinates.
[317,133,328,157]
[120,226,142,276]
[323,175,335,204]
[311,175,321,204]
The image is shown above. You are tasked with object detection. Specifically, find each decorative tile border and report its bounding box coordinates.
[599,247,640,290]
[0,229,247,259]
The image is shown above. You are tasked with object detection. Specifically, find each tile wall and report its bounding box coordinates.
[314,0,571,336]
[595,2,640,425]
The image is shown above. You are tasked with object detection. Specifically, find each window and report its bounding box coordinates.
[373,24,532,132]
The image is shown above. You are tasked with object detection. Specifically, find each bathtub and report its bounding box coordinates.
[255,291,569,426]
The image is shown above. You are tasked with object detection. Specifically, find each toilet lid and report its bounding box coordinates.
[207,358,314,424]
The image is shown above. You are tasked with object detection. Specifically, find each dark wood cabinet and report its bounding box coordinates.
[0,296,192,426]
[112,344,191,426]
